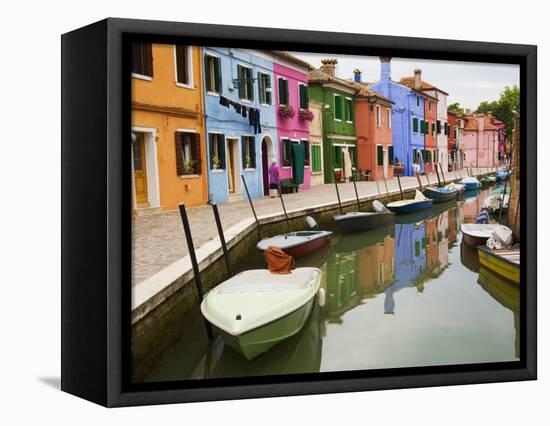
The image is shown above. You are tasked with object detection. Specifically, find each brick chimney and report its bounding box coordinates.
[380,56,392,81]
[321,59,338,77]
[353,69,362,83]
[414,69,422,90]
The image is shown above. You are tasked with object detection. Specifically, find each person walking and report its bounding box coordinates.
[268,160,280,198]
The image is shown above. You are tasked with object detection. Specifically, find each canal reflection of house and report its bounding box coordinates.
[436,211,450,274]
[324,251,361,323]
[460,190,486,223]
[447,207,458,249]
[357,233,395,295]
[425,216,441,277]
[385,223,427,314]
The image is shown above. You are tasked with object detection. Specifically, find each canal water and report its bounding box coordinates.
[143,186,519,382]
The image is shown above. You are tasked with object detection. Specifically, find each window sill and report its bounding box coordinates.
[207,91,220,97]
[132,73,152,81]
[176,82,194,90]
[180,174,200,179]
[240,99,252,104]
[210,169,225,173]
[334,118,342,122]
[243,168,256,172]
[311,172,323,176]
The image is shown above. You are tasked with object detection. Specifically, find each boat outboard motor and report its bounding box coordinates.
[306,215,319,230]
[372,199,389,213]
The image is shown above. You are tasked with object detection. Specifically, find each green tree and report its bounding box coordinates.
[447,102,464,115]
[476,85,519,141]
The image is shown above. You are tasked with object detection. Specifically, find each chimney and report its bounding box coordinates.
[414,69,422,90]
[320,58,337,77]
[380,56,392,81]
[353,69,362,83]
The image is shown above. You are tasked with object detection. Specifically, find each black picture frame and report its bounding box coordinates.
[61,17,537,407]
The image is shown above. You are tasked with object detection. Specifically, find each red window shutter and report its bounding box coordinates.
[192,133,201,175]
[175,133,184,175]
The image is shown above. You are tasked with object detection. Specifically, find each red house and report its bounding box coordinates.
[352,71,395,181]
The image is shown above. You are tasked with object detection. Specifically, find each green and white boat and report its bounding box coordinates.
[201,268,323,360]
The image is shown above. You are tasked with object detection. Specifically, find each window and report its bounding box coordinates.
[416,96,420,107]
[388,145,394,165]
[241,136,256,168]
[386,108,391,129]
[205,55,221,94]
[426,150,432,163]
[237,65,254,101]
[413,117,419,133]
[175,45,192,86]
[209,133,225,169]
[281,138,292,166]
[413,148,418,164]
[299,84,309,110]
[455,126,459,139]
[420,120,425,134]
[311,144,322,173]
[301,140,310,166]
[431,122,436,135]
[376,105,381,127]
[334,94,343,120]
[258,72,272,105]
[428,101,432,112]
[278,78,289,106]
[377,145,383,166]
[334,146,343,168]
[415,240,420,257]
[175,132,201,175]
[345,98,353,122]
[131,42,153,78]
[436,120,441,134]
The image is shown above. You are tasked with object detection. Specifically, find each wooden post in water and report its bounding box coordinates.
[439,162,447,185]
[416,172,423,190]
[178,203,213,340]
[352,171,361,212]
[499,173,510,223]
[375,179,382,198]
[396,174,404,200]
[278,182,291,232]
[241,174,262,239]
[435,164,442,187]
[210,202,234,278]
[383,175,390,200]
[332,169,344,214]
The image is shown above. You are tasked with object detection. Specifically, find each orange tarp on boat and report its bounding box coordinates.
[265,246,294,274]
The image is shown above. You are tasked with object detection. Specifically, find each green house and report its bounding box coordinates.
[308,60,358,183]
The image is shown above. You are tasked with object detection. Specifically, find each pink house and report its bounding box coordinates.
[461,114,499,168]
[273,57,312,190]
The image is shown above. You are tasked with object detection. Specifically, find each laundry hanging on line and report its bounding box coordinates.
[218,95,262,134]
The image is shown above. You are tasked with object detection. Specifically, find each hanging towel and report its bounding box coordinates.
[241,106,247,118]
[291,142,305,185]
[265,246,294,274]
[219,96,230,108]
[343,148,353,182]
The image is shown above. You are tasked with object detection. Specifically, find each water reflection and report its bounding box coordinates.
[142,189,519,382]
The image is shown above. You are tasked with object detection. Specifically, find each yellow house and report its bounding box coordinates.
[131,43,208,212]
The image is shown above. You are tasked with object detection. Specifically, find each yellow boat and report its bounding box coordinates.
[477,245,520,285]
[477,266,519,312]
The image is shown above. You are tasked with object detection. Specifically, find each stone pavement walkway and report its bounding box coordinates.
[132,169,475,285]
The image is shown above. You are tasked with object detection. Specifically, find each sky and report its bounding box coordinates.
[292,51,519,111]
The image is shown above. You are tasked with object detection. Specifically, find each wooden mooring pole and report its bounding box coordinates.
[352,171,361,211]
[278,182,291,232]
[210,202,234,278]
[178,203,213,340]
[396,174,404,200]
[241,175,262,239]
[332,170,344,214]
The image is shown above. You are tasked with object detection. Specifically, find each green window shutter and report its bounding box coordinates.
[237,66,244,99]
[299,85,309,109]
[413,148,417,163]
[218,135,226,169]
[413,117,419,133]
[204,56,211,91]
[334,95,343,120]
[388,146,394,165]
[415,240,420,257]
[311,145,321,173]
[416,96,420,107]
[258,72,264,104]
[377,145,383,166]
[278,78,287,105]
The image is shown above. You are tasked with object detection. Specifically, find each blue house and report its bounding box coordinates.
[203,48,278,204]
[384,222,427,314]
[370,57,426,176]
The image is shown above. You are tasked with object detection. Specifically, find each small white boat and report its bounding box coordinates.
[387,190,433,214]
[444,182,465,194]
[461,223,510,247]
[256,230,332,257]
[201,268,322,360]
[460,176,481,191]
[482,193,510,213]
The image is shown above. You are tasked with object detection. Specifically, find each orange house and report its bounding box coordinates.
[353,79,394,181]
[131,43,208,213]
[423,97,438,173]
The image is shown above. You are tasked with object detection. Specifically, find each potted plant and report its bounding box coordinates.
[299,109,314,121]
[278,105,295,119]
[183,160,196,175]
[245,155,252,169]
[212,156,221,169]
[283,159,291,167]
[393,159,404,176]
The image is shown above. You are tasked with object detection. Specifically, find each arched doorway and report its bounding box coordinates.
[261,136,274,196]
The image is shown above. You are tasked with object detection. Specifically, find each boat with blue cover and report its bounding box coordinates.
[423,186,459,203]
[460,176,481,191]
[387,190,433,214]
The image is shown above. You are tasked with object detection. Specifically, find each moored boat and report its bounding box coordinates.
[201,267,322,360]
[423,186,459,203]
[334,200,394,233]
[256,230,333,257]
[461,223,509,247]
[387,190,433,214]
[460,176,481,191]
[478,245,520,284]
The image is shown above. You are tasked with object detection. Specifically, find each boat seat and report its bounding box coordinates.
[217,268,319,294]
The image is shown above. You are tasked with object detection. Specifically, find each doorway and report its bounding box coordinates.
[261,136,274,196]
[133,133,149,207]
[383,148,388,179]
[226,137,240,195]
